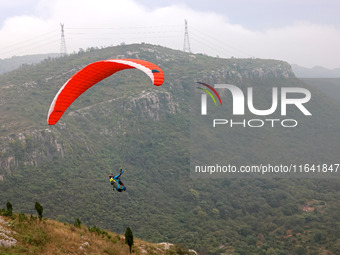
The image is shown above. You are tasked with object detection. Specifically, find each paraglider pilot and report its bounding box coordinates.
[109,169,126,192]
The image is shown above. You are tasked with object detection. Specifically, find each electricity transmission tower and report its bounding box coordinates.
[183,19,191,53]
[60,23,67,56]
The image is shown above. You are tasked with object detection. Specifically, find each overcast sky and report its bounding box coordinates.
[0,0,339,68]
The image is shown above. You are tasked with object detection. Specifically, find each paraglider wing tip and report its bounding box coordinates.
[47,117,56,125]
[47,109,63,125]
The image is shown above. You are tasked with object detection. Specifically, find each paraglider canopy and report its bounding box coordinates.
[47,59,164,125]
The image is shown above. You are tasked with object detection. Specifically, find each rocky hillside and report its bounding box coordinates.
[0,45,296,178]
[1,44,340,254]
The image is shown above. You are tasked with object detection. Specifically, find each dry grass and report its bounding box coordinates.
[0,214,170,255]
[0,214,196,255]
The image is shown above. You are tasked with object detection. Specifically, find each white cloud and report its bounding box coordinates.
[0,0,339,68]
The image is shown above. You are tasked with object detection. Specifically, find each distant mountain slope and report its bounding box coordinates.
[0,44,340,254]
[0,53,59,75]
[291,64,340,78]
[302,78,340,102]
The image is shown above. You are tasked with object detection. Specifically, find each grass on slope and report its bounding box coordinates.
[0,214,195,255]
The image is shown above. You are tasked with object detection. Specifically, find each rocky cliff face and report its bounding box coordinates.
[199,60,295,85]
[0,129,64,177]
[0,88,178,178]
[123,90,179,121]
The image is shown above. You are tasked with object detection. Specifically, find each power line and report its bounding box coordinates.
[190,27,253,58]
[0,30,59,57]
[66,29,182,36]
[66,24,182,30]
[0,22,253,60]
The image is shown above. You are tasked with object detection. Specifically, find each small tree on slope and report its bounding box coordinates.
[125,226,134,253]
[35,201,43,220]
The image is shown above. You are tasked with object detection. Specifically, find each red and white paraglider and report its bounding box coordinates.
[47,59,164,125]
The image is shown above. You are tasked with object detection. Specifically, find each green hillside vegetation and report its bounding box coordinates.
[0,44,340,254]
[0,209,195,254]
